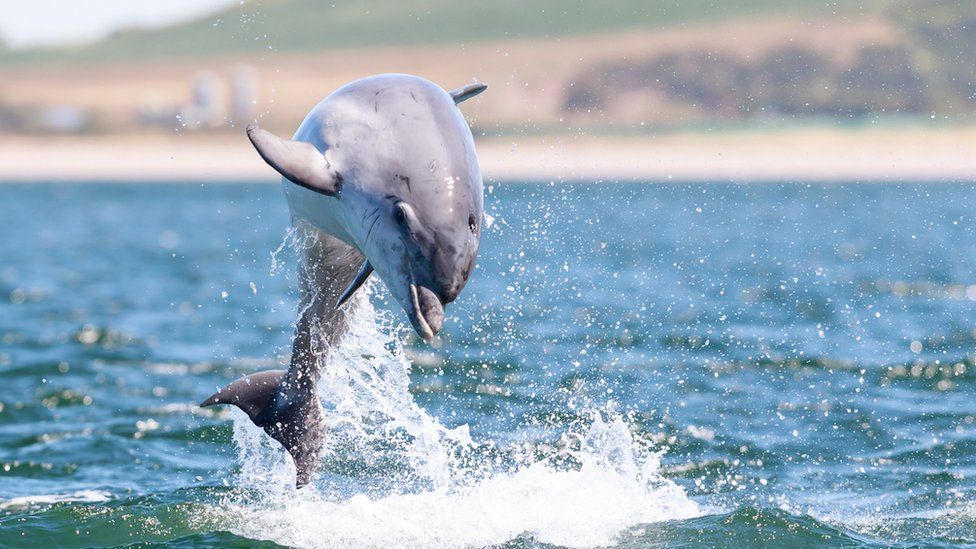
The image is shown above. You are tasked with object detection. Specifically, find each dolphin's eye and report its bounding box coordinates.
[394,203,408,225]
[468,213,478,234]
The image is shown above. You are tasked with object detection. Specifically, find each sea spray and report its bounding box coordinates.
[6,183,976,547]
[313,286,474,493]
[213,286,699,547]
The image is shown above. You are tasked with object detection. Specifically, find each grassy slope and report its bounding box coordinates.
[0,0,876,65]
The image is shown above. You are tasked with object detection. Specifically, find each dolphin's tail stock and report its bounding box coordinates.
[200,227,364,487]
[200,370,326,487]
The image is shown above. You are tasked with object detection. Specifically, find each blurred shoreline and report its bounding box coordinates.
[4,2,976,186]
[2,126,974,183]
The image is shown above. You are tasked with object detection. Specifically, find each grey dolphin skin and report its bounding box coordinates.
[200,74,487,487]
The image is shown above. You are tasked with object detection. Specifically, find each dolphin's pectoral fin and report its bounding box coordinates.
[200,370,326,488]
[336,260,373,309]
[246,124,340,196]
[449,82,487,105]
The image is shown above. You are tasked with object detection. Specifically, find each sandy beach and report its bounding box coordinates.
[2,126,974,183]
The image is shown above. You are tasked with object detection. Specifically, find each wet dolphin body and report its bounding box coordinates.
[200,74,486,486]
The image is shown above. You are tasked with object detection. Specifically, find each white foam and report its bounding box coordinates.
[0,490,112,510]
[215,412,697,548]
[209,242,699,547]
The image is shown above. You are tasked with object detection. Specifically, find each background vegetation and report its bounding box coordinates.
[0,0,973,136]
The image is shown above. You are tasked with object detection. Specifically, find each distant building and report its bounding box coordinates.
[179,71,226,129]
[37,105,90,133]
[231,65,257,124]
[136,67,257,131]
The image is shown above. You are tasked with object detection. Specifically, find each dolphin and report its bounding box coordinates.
[200,74,486,487]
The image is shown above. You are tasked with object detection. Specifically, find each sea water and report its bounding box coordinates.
[2,182,976,547]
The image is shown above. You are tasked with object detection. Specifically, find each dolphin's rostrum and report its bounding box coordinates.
[201,74,486,487]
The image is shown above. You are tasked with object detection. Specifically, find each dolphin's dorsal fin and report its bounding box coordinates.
[449,82,487,105]
[247,125,340,196]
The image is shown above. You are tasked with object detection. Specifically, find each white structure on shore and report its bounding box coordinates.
[137,66,258,131]
[231,65,257,125]
[179,72,226,129]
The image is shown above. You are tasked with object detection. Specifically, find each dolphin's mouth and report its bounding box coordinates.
[409,283,444,340]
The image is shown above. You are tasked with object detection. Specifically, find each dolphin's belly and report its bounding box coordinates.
[282,181,356,247]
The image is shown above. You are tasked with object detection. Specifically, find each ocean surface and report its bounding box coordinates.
[2,181,976,547]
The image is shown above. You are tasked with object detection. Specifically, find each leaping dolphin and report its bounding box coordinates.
[200,74,486,486]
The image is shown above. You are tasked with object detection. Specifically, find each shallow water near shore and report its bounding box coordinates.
[2,182,976,547]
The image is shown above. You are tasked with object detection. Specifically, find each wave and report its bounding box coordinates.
[204,286,699,548]
[0,489,111,510]
[627,507,877,546]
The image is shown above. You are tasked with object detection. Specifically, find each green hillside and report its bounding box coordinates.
[0,0,884,66]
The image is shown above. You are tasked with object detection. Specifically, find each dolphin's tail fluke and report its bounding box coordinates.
[200,370,325,487]
[199,370,285,418]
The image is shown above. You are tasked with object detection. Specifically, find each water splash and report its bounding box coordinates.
[269,226,298,277]
[208,289,698,547]
[201,213,699,546]
[315,291,473,491]
[219,419,696,547]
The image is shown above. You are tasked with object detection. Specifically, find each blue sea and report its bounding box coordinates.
[2,182,976,547]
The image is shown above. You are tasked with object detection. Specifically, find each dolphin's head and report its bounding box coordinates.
[352,164,482,340]
[247,75,486,340]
